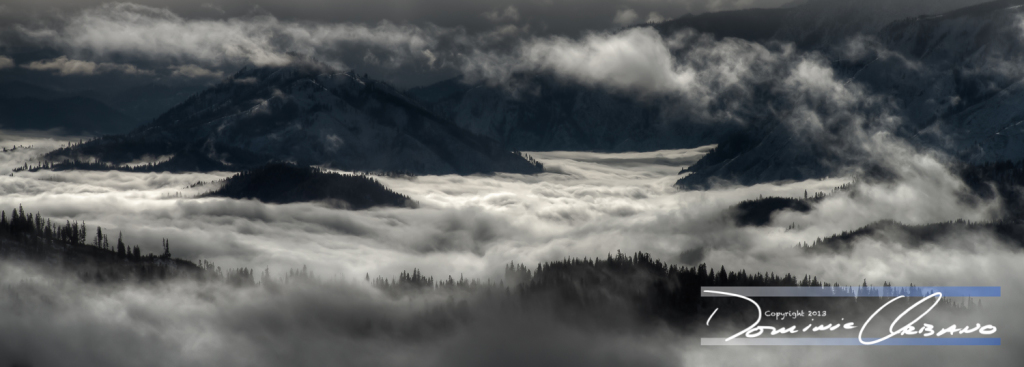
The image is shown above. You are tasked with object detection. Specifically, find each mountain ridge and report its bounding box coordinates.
[675,0,1024,188]
[42,61,543,176]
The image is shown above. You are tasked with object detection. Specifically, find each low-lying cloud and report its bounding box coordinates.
[1,126,1023,365]
[0,132,1012,287]
[22,55,153,75]
[169,64,224,78]
[459,26,798,118]
[16,3,444,71]
[612,9,639,26]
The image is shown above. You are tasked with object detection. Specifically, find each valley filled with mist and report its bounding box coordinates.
[2,0,1024,365]
[2,130,1022,366]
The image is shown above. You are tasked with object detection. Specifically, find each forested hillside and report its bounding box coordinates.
[205,163,415,209]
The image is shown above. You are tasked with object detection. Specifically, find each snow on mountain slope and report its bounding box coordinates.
[45,61,543,175]
[861,0,1024,161]
[676,0,1024,188]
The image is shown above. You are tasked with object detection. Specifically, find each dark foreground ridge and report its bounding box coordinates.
[204,163,415,209]
[0,204,208,282]
[0,204,980,339]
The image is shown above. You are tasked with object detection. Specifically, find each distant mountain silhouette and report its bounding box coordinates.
[104,82,204,121]
[0,81,139,134]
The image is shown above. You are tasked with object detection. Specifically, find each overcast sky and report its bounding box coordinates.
[0,0,796,34]
[0,1,1021,364]
[0,0,994,90]
[0,0,804,88]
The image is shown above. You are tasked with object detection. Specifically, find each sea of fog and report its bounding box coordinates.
[1,130,1022,366]
[0,130,1016,287]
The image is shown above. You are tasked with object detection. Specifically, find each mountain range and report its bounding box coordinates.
[30,0,1024,187]
[676,0,1024,188]
[404,0,1024,187]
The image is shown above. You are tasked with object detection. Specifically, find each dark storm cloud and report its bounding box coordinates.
[0,2,1022,366]
[14,3,444,68]
[0,0,794,35]
[0,1,798,87]
[0,0,998,92]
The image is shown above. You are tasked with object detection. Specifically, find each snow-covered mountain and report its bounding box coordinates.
[406,0,1023,189]
[44,0,1023,185]
[874,0,1024,163]
[45,62,543,175]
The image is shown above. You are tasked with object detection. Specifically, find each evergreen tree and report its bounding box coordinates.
[117,232,126,258]
[162,239,171,258]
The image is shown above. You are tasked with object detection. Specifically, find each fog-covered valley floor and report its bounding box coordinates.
[0,130,1014,285]
[1,130,1021,366]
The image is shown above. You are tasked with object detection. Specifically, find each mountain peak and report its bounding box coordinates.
[44,63,543,176]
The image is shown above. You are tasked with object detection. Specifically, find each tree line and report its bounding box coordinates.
[0,204,260,284]
[0,203,982,330]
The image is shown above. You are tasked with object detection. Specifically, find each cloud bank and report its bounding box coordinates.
[0,132,1011,288]
[16,3,444,71]
[0,133,1022,366]
[22,55,153,75]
